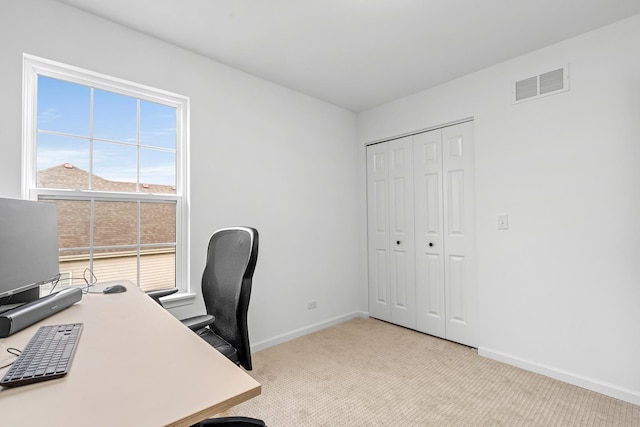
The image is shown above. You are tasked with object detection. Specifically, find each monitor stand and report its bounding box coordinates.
[9,286,40,303]
[0,286,40,314]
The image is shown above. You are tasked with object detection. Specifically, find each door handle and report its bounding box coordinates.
[396,240,401,245]
[428,242,434,247]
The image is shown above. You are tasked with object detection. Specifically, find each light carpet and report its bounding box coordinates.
[229,317,639,426]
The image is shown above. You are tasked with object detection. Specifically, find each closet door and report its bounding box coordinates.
[414,129,446,338]
[442,122,477,347]
[367,136,416,328]
[367,142,391,321]
[414,121,477,347]
[387,137,415,328]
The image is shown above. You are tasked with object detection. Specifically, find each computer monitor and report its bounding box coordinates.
[0,197,60,304]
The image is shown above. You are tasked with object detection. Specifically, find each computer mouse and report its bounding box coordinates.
[103,284,127,294]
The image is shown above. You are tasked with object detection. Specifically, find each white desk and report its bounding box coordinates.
[0,284,261,426]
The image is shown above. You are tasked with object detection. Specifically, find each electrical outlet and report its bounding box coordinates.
[307,300,317,310]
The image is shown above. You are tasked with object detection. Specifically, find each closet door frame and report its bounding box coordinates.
[366,119,477,347]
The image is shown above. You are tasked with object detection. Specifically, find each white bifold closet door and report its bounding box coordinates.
[367,121,477,347]
[366,136,416,329]
[414,122,478,347]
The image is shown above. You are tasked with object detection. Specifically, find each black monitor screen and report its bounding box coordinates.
[0,197,59,299]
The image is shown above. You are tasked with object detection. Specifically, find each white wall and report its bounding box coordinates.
[358,15,640,404]
[3,0,638,406]
[0,0,363,348]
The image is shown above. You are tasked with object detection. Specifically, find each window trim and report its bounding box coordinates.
[22,53,191,295]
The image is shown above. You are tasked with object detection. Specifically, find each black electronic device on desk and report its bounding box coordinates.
[0,288,83,338]
[103,284,127,294]
[0,323,83,388]
[0,197,80,337]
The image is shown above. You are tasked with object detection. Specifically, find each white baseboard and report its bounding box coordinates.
[251,311,369,352]
[478,347,640,406]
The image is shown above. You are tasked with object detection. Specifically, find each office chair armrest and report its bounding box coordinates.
[181,314,215,331]
[145,288,179,305]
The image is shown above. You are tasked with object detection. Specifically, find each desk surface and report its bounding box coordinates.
[0,284,261,426]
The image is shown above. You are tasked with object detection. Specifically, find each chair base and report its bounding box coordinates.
[192,416,266,426]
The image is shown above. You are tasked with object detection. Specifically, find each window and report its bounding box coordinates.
[22,55,189,293]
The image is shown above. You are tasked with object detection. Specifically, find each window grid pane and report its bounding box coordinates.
[93,88,137,143]
[91,141,138,191]
[36,134,90,190]
[37,75,91,137]
[93,201,138,248]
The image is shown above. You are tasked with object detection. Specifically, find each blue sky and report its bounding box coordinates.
[36,75,177,187]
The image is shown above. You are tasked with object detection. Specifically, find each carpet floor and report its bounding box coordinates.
[229,317,639,426]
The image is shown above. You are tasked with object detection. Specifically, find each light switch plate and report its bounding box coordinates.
[497,215,509,230]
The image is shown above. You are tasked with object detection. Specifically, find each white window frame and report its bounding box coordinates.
[21,54,191,301]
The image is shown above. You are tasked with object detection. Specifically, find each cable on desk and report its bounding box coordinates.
[82,268,98,294]
[48,273,62,294]
[0,347,22,370]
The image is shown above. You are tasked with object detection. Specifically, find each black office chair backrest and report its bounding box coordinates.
[202,227,258,370]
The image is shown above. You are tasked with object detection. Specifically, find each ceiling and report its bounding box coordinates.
[55,0,640,112]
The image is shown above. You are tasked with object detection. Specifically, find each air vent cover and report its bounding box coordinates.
[513,65,569,104]
[515,76,538,101]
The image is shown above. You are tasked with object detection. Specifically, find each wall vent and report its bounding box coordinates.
[513,65,569,104]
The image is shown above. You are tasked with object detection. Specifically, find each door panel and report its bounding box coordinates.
[374,249,388,304]
[425,253,443,315]
[367,143,390,321]
[442,122,477,347]
[391,177,408,232]
[447,254,466,323]
[374,181,387,231]
[388,137,415,328]
[392,251,408,307]
[424,174,440,233]
[367,137,415,327]
[414,130,445,337]
[447,170,465,235]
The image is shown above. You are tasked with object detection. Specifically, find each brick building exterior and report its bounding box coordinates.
[38,164,176,290]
